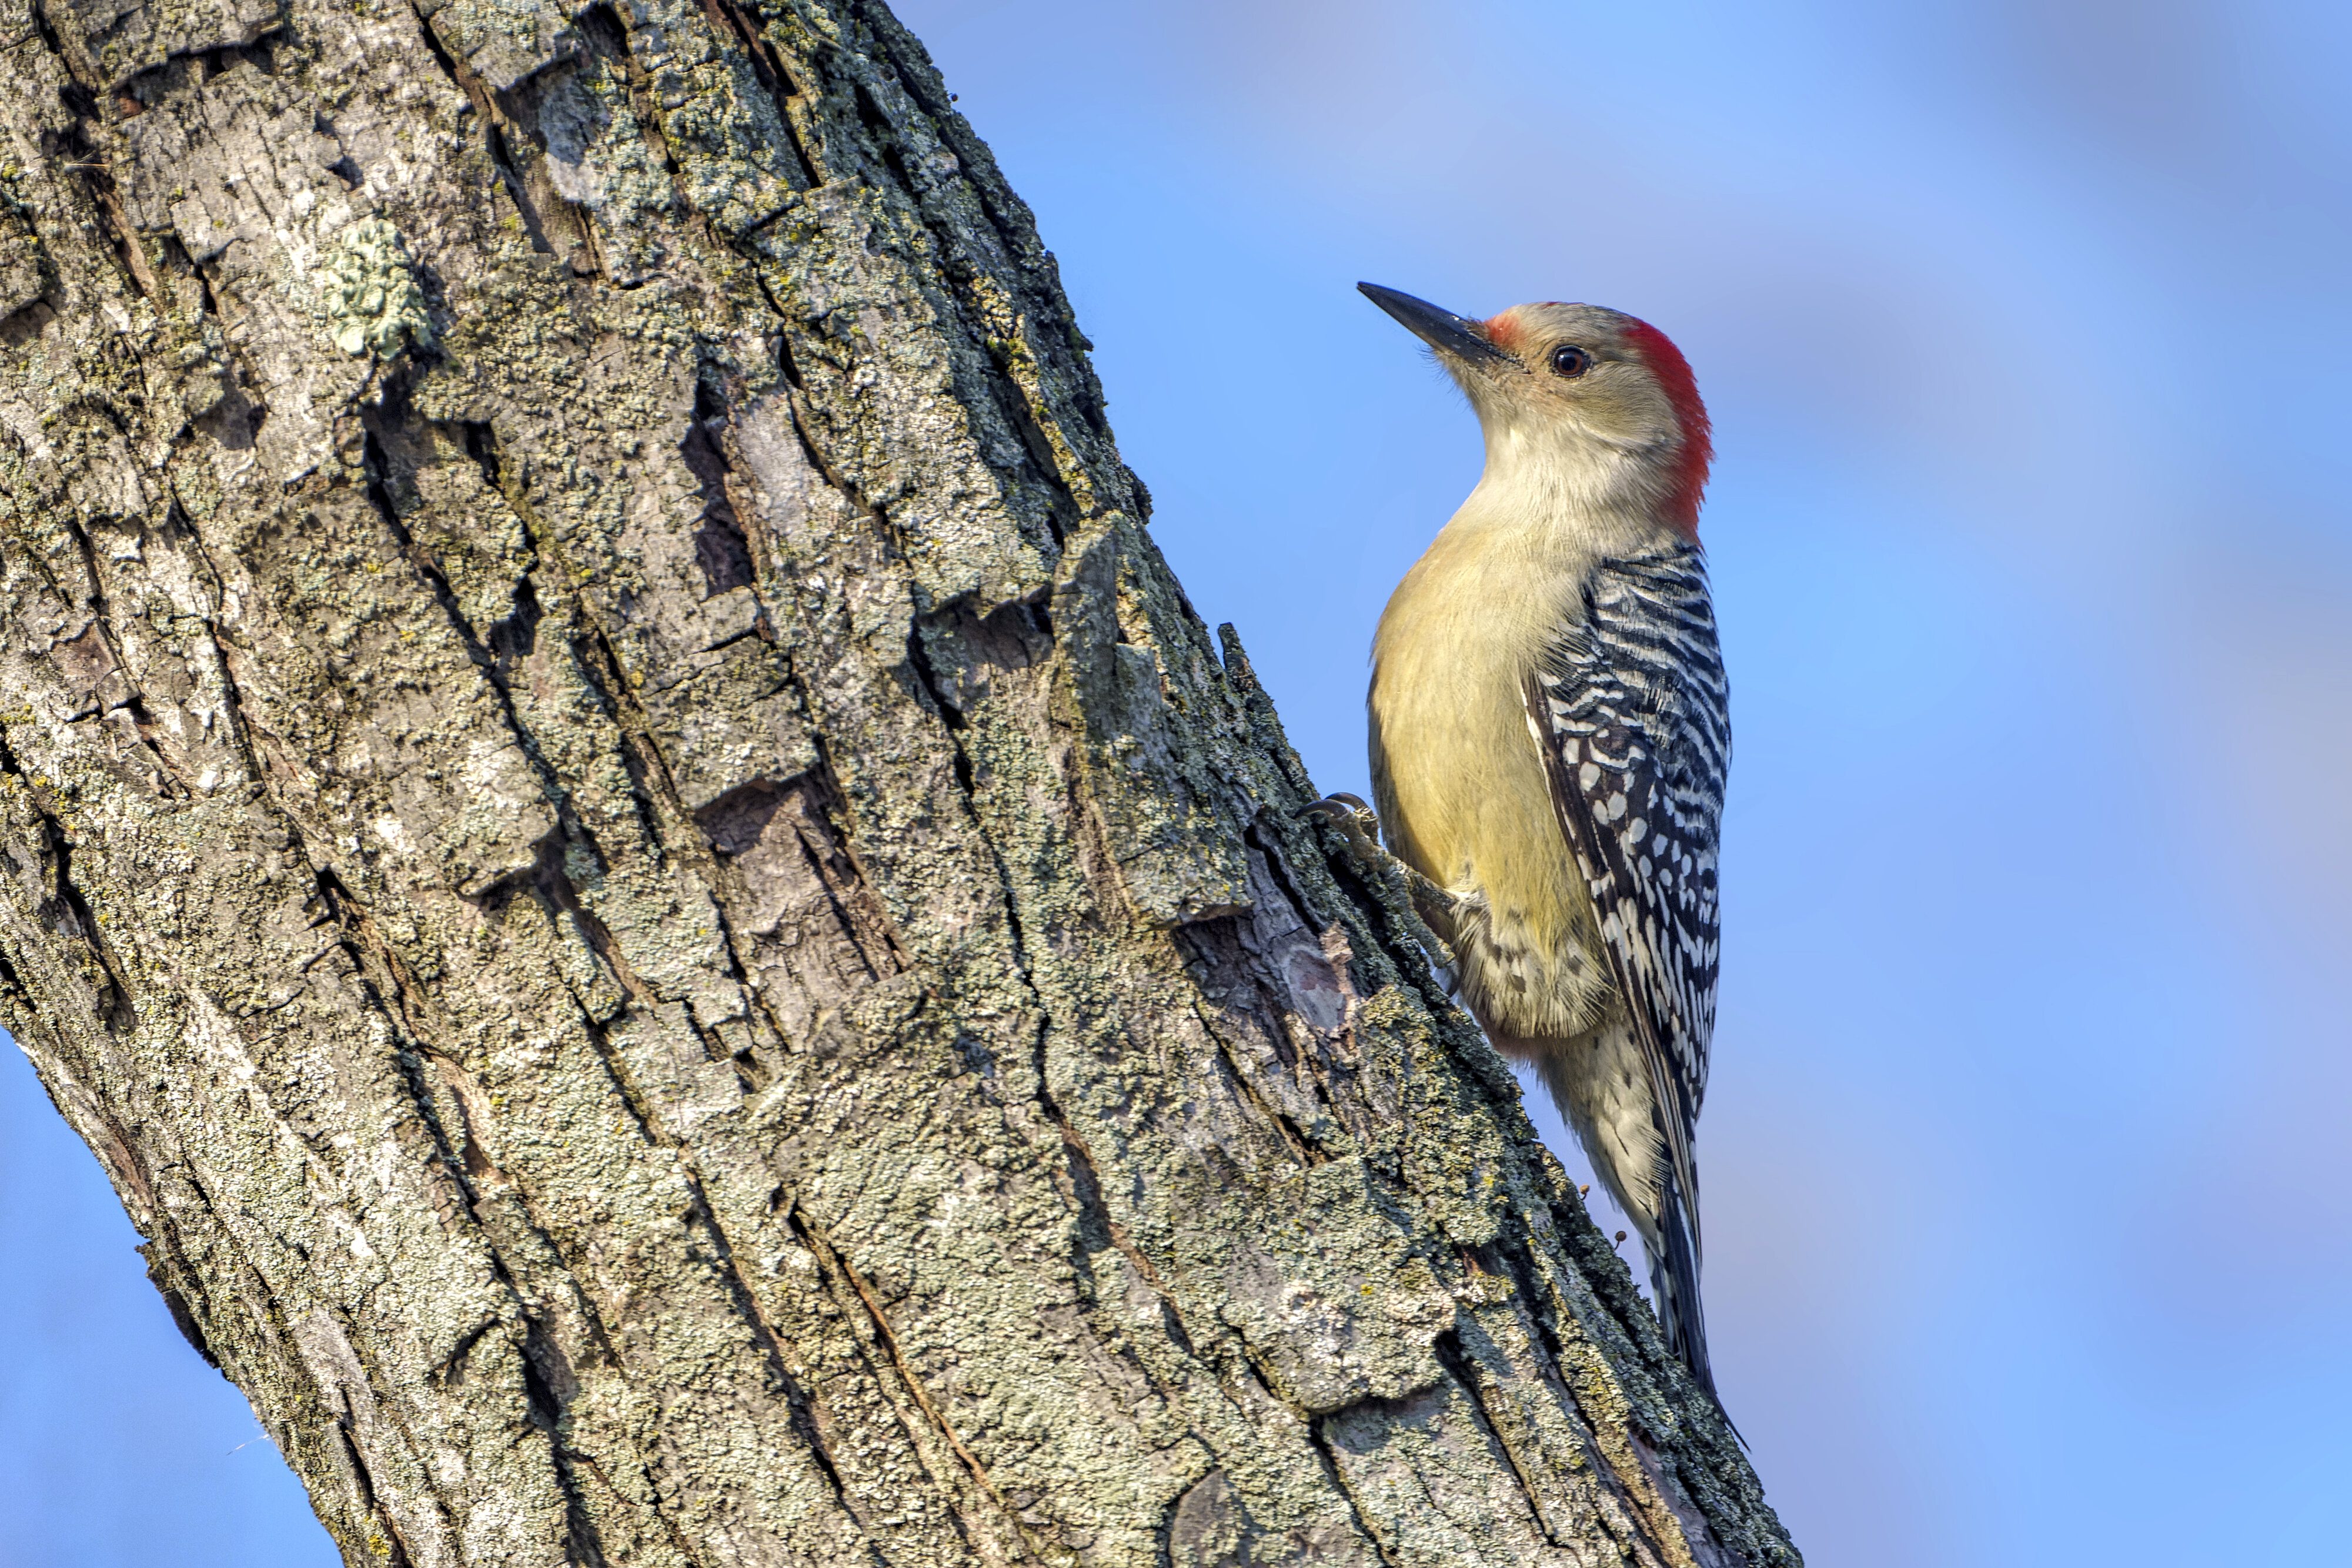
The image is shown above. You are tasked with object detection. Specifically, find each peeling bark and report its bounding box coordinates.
[0,0,1799,1562]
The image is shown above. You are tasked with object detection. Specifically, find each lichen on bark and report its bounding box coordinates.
[317,216,433,357]
[0,0,1798,1563]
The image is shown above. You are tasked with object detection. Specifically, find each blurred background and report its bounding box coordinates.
[5,0,2347,1561]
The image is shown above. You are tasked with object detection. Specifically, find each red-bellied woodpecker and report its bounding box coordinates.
[1319,283,1730,1406]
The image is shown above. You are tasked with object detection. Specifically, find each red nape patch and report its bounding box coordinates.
[1620,317,1713,539]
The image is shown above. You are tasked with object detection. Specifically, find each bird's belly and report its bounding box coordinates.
[1451,887,1615,1042]
[1371,660,1613,1042]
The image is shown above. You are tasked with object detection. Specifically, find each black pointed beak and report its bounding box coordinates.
[1358,282,1513,366]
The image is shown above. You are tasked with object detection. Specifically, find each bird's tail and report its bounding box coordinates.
[1649,1170,1725,1415]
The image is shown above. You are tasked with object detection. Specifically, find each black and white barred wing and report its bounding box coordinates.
[1524,544,1730,1223]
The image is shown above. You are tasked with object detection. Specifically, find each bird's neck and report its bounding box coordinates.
[1463,423,1688,561]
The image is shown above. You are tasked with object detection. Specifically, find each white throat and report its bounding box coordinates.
[1466,417,1675,554]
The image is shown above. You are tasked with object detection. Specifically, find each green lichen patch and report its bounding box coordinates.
[318,218,434,359]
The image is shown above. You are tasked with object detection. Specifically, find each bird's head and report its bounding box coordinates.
[1359,283,1712,539]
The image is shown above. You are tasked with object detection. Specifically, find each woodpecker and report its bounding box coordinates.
[1324,283,1730,1405]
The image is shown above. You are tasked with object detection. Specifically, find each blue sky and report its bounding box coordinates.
[5,1,2348,1562]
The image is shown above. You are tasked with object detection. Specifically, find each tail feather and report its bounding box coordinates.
[1649,1171,1740,1439]
[1491,1027,1738,1435]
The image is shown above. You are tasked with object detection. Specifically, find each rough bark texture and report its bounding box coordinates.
[0,0,1799,1562]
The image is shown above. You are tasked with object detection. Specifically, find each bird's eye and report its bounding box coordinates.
[1549,344,1592,379]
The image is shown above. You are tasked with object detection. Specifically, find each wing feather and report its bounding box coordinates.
[1525,543,1728,1246]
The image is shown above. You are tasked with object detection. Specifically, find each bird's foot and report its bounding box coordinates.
[1302,794,1458,969]
[1304,793,1386,870]
[1305,794,1454,911]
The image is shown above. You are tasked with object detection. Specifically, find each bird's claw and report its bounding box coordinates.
[1303,793,1385,868]
[1304,793,1460,972]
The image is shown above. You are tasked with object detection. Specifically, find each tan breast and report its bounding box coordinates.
[1368,513,1611,1040]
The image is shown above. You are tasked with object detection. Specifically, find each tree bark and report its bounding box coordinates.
[0,0,1798,1562]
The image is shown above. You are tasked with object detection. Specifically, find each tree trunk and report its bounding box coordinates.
[0,0,1797,1561]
